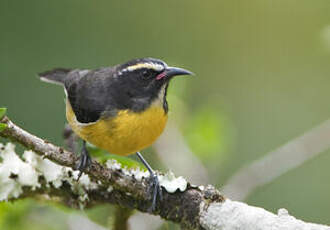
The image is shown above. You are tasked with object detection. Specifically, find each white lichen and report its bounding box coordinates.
[158,171,187,193]
[198,185,205,191]
[0,143,39,200]
[106,159,121,170]
[23,150,63,187]
[105,159,150,182]
[130,168,149,181]
[277,208,289,217]
[107,185,113,192]
[200,199,330,230]
[105,159,188,193]
[0,142,98,202]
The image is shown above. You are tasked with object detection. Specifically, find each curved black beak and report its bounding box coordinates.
[165,66,194,78]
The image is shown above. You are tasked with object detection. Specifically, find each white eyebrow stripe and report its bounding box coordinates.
[124,63,164,72]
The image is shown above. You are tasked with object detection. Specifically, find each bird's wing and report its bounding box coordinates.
[64,68,119,124]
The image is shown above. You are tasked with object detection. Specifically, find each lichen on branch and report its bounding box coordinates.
[1,115,329,230]
[0,116,213,229]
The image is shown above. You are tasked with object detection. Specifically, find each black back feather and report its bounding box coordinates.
[38,68,71,85]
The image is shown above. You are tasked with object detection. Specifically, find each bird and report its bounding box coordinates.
[38,57,193,211]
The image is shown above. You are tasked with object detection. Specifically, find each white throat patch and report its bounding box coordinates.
[151,84,167,107]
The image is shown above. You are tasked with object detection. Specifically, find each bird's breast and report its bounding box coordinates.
[66,100,168,155]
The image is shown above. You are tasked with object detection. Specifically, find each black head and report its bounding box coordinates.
[112,58,193,112]
[115,57,192,84]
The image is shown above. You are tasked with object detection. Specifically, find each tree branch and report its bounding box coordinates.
[223,119,330,201]
[0,116,329,230]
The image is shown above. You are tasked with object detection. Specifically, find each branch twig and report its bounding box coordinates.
[223,119,330,201]
[1,116,329,230]
[0,116,223,229]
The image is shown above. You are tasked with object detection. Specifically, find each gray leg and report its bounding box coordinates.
[76,140,92,180]
[136,151,163,212]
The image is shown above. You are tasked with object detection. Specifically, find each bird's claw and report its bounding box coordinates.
[148,173,163,212]
[76,148,92,181]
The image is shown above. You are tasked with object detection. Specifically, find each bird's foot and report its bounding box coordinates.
[135,151,162,212]
[76,144,92,181]
[147,172,163,213]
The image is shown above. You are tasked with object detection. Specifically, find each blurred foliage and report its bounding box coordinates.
[86,204,115,227]
[2,0,330,229]
[0,200,68,230]
[0,108,7,119]
[0,124,7,132]
[185,106,234,161]
[87,143,146,170]
[0,107,7,131]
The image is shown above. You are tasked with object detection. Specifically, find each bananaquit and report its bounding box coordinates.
[39,58,193,211]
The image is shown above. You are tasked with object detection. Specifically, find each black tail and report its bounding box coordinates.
[38,68,71,85]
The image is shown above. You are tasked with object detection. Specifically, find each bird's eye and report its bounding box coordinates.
[141,70,150,79]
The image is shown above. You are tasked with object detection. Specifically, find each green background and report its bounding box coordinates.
[1,0,330,229]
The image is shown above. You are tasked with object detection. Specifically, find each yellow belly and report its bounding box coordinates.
[66,100,168,156]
